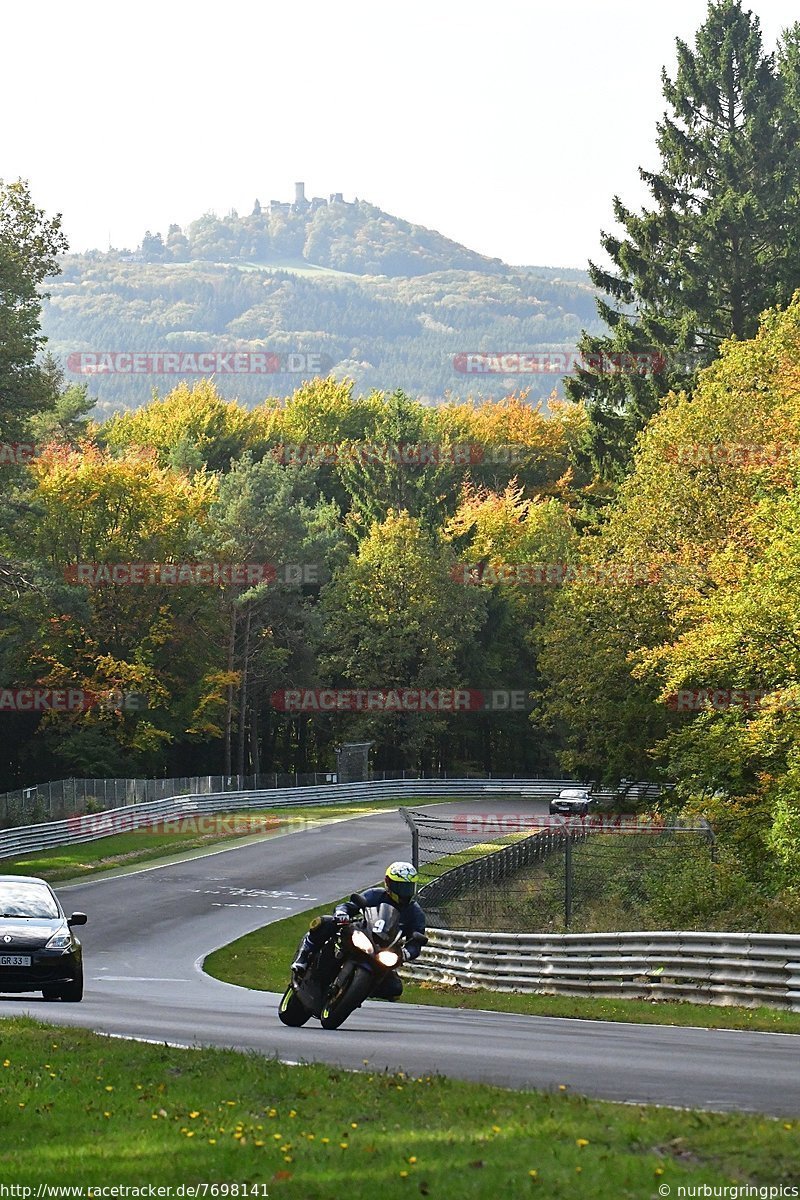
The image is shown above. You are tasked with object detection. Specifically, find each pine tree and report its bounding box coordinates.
[0,180,67,440]
[567,1,800,476]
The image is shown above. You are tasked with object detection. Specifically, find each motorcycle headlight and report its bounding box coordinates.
[376,949,400,967]
[351,930,373,954]
[46,930,73,950]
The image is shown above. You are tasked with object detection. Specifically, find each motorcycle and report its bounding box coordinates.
[277,892,427,1030]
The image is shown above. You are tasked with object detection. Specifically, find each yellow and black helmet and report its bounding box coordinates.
[384,861,419,905]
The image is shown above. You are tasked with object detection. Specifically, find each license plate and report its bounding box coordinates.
[0,955,31,967]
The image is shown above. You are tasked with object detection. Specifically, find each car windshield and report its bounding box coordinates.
[0,882,59,919]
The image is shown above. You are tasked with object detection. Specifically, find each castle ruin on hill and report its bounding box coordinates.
[254,182,355,217]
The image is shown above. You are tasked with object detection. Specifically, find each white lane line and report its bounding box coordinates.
[104,1032,192,1049]
[192,888,315,898]
[92,976,192,982]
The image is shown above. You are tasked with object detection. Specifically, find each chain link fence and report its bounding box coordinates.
[0,772,343,827]
[405,806,715,933]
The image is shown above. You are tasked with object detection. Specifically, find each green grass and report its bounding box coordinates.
[0,1018,796,1193]
[418,831,534,885]
[204,906,800,1036]
[0,816,283,883]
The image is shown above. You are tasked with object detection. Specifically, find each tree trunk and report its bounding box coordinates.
[237,605,252,777]
[224,603,237,777]
[267,710,280,771]
[250,694,260,777]
[298,714,307,773]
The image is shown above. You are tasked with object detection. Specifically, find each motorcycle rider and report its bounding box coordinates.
[291,861,425,999]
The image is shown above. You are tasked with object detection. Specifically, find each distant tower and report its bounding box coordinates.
[294,181,307,205]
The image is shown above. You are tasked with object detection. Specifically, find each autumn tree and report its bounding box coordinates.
[12,443,218,777]
[541,294,800,889]
[102,379,263,472]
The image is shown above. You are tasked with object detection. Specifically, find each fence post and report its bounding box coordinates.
[564,831,573,928]
[397,807,420,868]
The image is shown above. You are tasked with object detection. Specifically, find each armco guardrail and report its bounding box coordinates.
[0,778,565,860]
[0,770,446,825]
[411,928,800,1011]
[0,772,598,826]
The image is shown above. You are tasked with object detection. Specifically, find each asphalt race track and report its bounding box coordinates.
[1,801,799,1117]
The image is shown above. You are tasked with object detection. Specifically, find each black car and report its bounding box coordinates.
[549,787,594,817]
[0,875,87,1001]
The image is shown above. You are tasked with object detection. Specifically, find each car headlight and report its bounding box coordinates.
[351,930,373,954]
[46,930,73,949]
[376,949,399,968]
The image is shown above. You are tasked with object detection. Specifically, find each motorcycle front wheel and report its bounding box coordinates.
[320,965,374,1030]
[277,984,312,1026]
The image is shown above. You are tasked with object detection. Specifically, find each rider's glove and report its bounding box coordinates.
[334,905,351,923]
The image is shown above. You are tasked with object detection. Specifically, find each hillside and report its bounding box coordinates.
[41,190,602,414]
[137,189,508,276]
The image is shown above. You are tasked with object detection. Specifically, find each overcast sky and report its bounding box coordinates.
[5,0,798,268]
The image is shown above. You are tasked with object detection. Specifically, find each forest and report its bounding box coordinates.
[40,250,601,412]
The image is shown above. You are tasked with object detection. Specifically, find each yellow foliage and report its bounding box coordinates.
[28,440,217,566]
[103,379,261,466]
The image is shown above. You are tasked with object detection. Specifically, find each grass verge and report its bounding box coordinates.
[0,1018,797,1193]
[204,906,800,1036]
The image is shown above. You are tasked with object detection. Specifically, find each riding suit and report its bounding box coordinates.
[292,886,426,1000]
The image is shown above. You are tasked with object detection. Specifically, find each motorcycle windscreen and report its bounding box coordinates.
[366,901,401,946]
